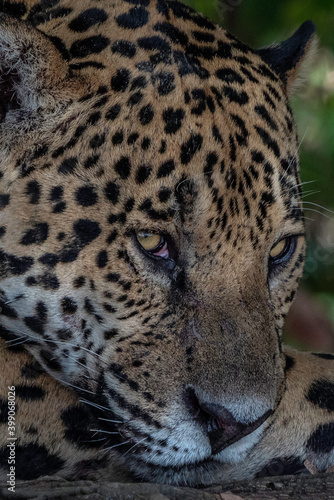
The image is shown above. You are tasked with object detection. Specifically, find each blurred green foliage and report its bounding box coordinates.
[184,0,334,329]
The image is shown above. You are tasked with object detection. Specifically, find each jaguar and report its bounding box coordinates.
[0,0,333,486]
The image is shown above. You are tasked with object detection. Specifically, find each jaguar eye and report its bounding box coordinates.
[269,236,294,265]
[270,239,286,259]
[136,231,169,259]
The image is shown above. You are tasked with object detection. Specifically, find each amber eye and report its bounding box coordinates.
[270,239,287,259]
[137,231,162,250]
[136,231,169,259]
[269,236,297,268]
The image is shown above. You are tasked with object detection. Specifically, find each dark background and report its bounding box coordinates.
[185,0,334,350]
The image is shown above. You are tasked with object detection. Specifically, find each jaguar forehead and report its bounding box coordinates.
[174,177,198,221]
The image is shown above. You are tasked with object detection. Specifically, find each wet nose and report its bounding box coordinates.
[184,387,272,455]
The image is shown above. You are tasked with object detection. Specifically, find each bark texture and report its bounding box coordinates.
[1,473,334,500]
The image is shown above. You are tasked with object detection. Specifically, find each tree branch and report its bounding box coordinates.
[1,473,334,500]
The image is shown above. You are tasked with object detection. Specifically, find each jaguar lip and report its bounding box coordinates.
[207,409,272,455]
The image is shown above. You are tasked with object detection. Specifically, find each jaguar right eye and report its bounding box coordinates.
[136,231,170,259]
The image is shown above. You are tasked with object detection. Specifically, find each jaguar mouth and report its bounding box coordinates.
[206,408,273,455]
[184,387,273,455]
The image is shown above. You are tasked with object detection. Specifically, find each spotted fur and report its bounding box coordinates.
[0,339,131,482]
[0,0,332,487]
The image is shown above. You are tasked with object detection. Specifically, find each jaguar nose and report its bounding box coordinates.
[184,387,272,455]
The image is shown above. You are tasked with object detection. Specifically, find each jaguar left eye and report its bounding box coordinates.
[269,236,296,267]
[136,230,169,259]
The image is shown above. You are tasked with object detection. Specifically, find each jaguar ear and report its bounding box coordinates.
[0,14,85,124]
[256,21,317,95]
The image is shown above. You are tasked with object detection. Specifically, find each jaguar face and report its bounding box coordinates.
[0,0,315,484]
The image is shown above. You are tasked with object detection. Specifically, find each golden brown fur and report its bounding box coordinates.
[0,0,332,486]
